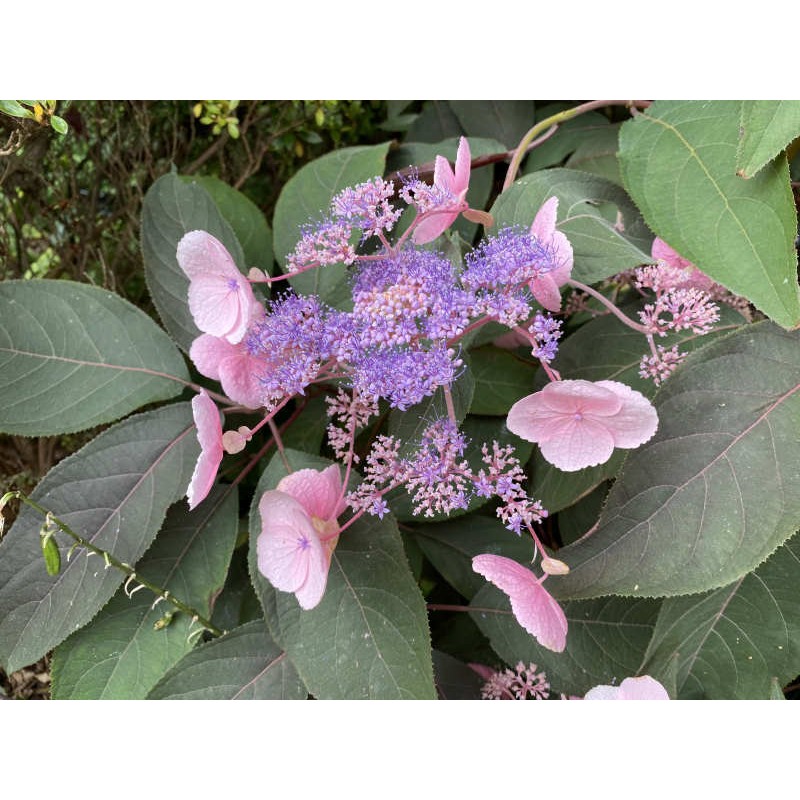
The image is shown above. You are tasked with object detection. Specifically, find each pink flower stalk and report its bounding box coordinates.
[472,554,567,653]
[412,136,472,245]
[507,379,658,472]
[190,332,264,409]
[584,675,670,700]
[177,230,257,344]
[528,197,574,311]
[187,390,224,510]
[257,465,345,610]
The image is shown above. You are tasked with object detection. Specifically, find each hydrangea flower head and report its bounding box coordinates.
[411,136,471,245]
[528,197,574,311]
[472,554,567,653]
[187,390,224,510]
[177,230,257,344]
[257,465,345,610]
[584,675,670,700]
[507,379,658,472]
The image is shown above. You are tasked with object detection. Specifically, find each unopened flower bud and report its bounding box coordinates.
[540,556,570,575]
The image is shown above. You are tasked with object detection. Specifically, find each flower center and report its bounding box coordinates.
[226,278,240,291]
[573,412,584,421]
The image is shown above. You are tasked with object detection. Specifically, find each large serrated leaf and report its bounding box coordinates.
[737,101,800,179]
[491,168,653,284]
[470,587,661,697]
[141,173,245,352]
[553,322,800,600]
[468,346,538,416]
[448,101,535,150]
[618,100,800,328]
[148,620,307,699]
[0,403,198,673]
[272,143,391,302]
[641,533,800,699]
[0,280,189,436]
[51,485,238,699]
[247,449,436,699]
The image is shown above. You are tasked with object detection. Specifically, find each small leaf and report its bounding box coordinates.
[0,100,34,119]
[50,115,68,135]
[737,101,800,178]
[0,280,190,436]
[148,620,307,699]
[41,533,61,576]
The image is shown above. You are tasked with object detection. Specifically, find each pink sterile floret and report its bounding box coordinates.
[528,196,574,312]
[412,136,471,245]
[186,390,224,510]
[584,675,670,700]
[190,333,264,409]
[506,379,658,472]
[472,554,567,653]
[177,230,257,345]
[257,465,345,610]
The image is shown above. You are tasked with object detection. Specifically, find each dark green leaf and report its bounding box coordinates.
[432,650,485,699]
[0,403,198,673]
[492,168,653,284]
[737,101,800,178]
[641,533,800,699]
[468,346,538,415]
[448,101,535,150]
[523,110,612,172]
[141,173,245,352]
[0,280,190,436]
[565,123,622,185]
[248,450,436,699]
[405,101,464,143]
[618,100,800,328]
[554,322,800,599]
[147,620,307,699]
[51,485,239,699]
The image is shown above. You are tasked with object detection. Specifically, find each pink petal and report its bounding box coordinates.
[472,554,567,653]
[257,489,331,610]
[536,415,616,471]
[651,236,693,270]
[529,273,563,312]
[584,675,669,700]
[432,153,456,194]
[177,230,240,280]
[411,210,460,245]
[187,391,223,510]
[539,380,623,417]
[453,136,471,194]
[190,334,233,381]
[217,355,264,409]
[276,464,344,521]
[594,381,659,449]
[188,273,251,344]
[530,196,559,241]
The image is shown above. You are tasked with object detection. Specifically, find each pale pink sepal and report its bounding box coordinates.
[177,230,257,344]
[186,391,224,510]
[528,197,574,311]
[257,490,330,610]
[472,554,567,653]
[189,334,264,409]
[584,675,670,700]
[506,379,658,472]
[276,464,345,522]
[412,136,472,245]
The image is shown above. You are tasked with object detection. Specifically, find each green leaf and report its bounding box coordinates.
[468,346,538,415]
[554,322,800,600]
[448,101,535,150]
[491,168,653,284]
[0,403,198,673]
[50,115,68,135]
[248,450,436,699]
[471,588,661,697]
[530,301,747,512]
[406,101,464,143]
[565,123,622,185]
[618,100,800,329]
[0,100,34,119]
[272,143,391,302]
[0,280,190,436]
[737,101,800,179]
[189,176,274,275]
[147,620,307,699]
[50,486,238,699]
[641,533,800,699]
[411,515,535,601]
[523,109,612,172]
[432,650,485,699]
[141,173,246,352]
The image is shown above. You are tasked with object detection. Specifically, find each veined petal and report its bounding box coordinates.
[594,380,658,448]
[276,465,344,522]
[177,230,241,280]
[187,391,223,510]
[537,416,616,472]
[453,136,471,194]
